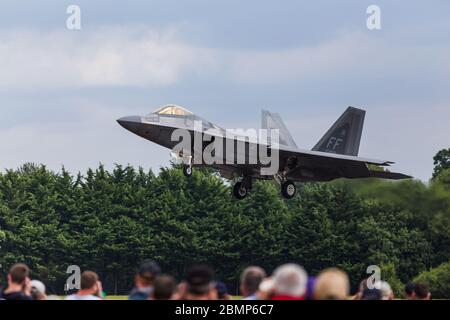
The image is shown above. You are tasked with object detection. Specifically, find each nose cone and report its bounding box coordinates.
[117,115,142,131]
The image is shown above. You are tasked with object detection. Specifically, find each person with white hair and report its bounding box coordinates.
[30,280,47,300]
[375,281,394,300]
[271,263,308,300]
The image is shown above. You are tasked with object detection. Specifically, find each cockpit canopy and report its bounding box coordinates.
[147,104,223,131]
[153,104,193,116]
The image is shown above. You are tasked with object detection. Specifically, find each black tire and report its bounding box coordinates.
[281,180,296,199]
[233,181,248,200]
[183,165,192,177]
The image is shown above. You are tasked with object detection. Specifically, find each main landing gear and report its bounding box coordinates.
[281,180,296,199]
[274,172,297,199]
[231,173,297,200]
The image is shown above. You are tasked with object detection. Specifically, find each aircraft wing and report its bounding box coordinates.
[278,145,393,166]
[276,145,412,180]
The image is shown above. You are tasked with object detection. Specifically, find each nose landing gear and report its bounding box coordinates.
[232,176,253,200]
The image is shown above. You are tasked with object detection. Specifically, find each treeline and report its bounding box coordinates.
[0,149,449,297]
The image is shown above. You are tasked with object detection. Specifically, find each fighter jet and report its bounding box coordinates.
[117,104,411,199]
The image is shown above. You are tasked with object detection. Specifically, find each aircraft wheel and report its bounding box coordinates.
[233,181,249,200]
[183,165,192,177]
[281,180,296,199]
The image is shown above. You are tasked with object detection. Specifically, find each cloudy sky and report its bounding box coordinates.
[1,1,449,181]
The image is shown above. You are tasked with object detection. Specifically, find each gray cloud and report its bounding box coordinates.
[0,14,448,181]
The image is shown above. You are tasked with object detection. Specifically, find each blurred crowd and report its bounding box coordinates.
[0,262,431,301]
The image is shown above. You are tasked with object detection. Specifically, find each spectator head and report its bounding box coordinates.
[185,264,216,300]
[361,288,383,300]
[152,275,176,300]
[8,263,30,285]
[314,268,350,300]
[414,283,430,300]
[376,281,394,300]
[30,280,46,300]
[80,271,99,292]
[135,260,161,288]
[272,264,308,299]
[404,282,415,299]
[240,266,266,297]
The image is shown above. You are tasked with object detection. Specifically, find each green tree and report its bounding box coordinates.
[414,261,450,299]
[433,148,450,179]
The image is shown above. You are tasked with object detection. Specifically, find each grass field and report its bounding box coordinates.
[105,296,128,300]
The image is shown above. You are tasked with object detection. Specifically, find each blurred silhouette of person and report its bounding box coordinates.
[129,259,161,300]
[240,266,266,300]
[215,281,231,300]
[353,278,368,300]
[65,271,103,300]
[413,283,431,300]
[305,276,317,300]
[361,288,383,300]
[179,264,217,300]
[376,281,394,300]
[30,279,47,300]
[150,275,177,300]
[404,282,416,300]
[314,268,350,300]
[0,263,32,300]
[271,264,308,300]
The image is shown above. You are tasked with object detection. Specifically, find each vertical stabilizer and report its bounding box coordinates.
[312,107,365,156]
[262,110,297,148]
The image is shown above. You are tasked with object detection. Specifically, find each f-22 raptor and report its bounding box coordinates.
[118,105,411,200]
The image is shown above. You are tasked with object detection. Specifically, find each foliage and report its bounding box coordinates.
[0,149,449,295]
[433,148,450,179]
[414,261,450,299]
[379,263,403,297]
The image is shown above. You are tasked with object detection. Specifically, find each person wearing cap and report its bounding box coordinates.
[0,263,32,300]
[128,259,161,300]
[179,264,218,300]
[30,280,47,300]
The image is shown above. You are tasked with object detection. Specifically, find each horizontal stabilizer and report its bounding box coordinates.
[368,170,412,180]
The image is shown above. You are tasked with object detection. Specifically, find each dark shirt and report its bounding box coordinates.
[0,287,32,300]
[128,287,152,300]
